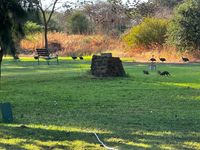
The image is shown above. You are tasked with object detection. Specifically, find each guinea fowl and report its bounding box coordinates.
[14,55,20,60]
[150,58,156,62]
[143,70,149,75]
[79,56,84,60]
[149,55,156,62]
[159,57,166,62]
[34,56,38,59]
[71,56,77,60]
[158,71,171,76]
[182,57,189,62]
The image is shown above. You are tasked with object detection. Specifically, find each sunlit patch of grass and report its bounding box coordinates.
[126,141,151,149]
[193,96,200,101]
[0,138,26,145]
[183,141,200,149]
[34,140,70,147]
[161,82,200,89]
[159,144,177,150]
[0,123,107,150]
[106,137,151,149]
[22,144,41,150]
[133,130,176,137]
[71,140,104,150]
[2,124,111,134]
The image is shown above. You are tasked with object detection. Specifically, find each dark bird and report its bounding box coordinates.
[159,57,166,62]
[79,56,84,60]
[182,57,189,62]
[14,55,20,60]
[34,56,39,59]
[143,70,149,75]
[71,56,77,60]
[150,58,156,62]
[158,71,171,76]
[150,55,156,62]
[19,124,28,129]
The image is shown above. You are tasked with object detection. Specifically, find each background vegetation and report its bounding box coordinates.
[13,0,199,61]
[122,17,168,48]
[167,0,200,51]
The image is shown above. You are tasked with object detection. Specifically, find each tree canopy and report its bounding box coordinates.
[67,12,90,34]
[167,0,200,51]
[0,0,26,56]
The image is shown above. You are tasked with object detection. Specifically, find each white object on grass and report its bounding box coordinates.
[93,132,117,150]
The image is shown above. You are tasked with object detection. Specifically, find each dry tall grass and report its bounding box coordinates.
[20,32,125,56]
[20,32,196,62]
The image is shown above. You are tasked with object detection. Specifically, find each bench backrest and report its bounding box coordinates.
[36,49,50,57]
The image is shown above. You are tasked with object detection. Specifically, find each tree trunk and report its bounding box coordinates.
[0,49,3,89]
[44,23,48,51]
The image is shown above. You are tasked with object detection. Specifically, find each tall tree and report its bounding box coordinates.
[68,12,90,34]
[0,0,26,80]
[151,0,184,8]
[167,0,200,51]
[31,0,59,50]
[83,1,131,34]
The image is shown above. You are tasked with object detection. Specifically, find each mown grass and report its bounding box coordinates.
[0,57,200,150]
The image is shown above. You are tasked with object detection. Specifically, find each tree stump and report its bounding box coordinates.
[91,54,126,77]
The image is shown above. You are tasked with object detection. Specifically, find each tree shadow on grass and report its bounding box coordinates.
[0,122,200,150]
[0,124,108,150]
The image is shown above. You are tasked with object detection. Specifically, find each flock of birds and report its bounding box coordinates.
[143,56,190,76]
[71,56,84,60]
[149,56,190,63]
[71,55,190,77]
[143,70,171,76]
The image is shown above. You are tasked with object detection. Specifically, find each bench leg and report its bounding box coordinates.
[57,57,59,65]
[47,60,49,65]
[38,58,39,65]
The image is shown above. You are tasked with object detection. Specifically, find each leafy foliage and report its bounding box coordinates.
[67,12,91,34]
[151,0,184,8]
[122,17,168,48]
[167,0,200,51]
[24,21,42,35]
[0,0,26,55]
[132,2,157,18]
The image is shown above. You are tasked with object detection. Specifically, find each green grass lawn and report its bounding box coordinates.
[1,57,200,150]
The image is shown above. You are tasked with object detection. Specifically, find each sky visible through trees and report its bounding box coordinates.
[42,0,148,10]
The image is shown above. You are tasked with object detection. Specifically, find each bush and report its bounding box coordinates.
[67,12,91,34]
[24,21,42,35]
[167,0,200,51]
[122,17,168,48]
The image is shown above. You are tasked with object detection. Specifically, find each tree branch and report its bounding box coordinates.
[46,0,59,24]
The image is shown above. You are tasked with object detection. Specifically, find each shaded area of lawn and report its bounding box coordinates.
[1,57,200,149]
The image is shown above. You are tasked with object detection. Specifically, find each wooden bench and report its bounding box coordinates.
[34,48,59,65]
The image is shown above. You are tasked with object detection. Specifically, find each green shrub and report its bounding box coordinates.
[67,12,91,34]
[122,17,168,48]
[167,0,200,51]
[24,21,42,35]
